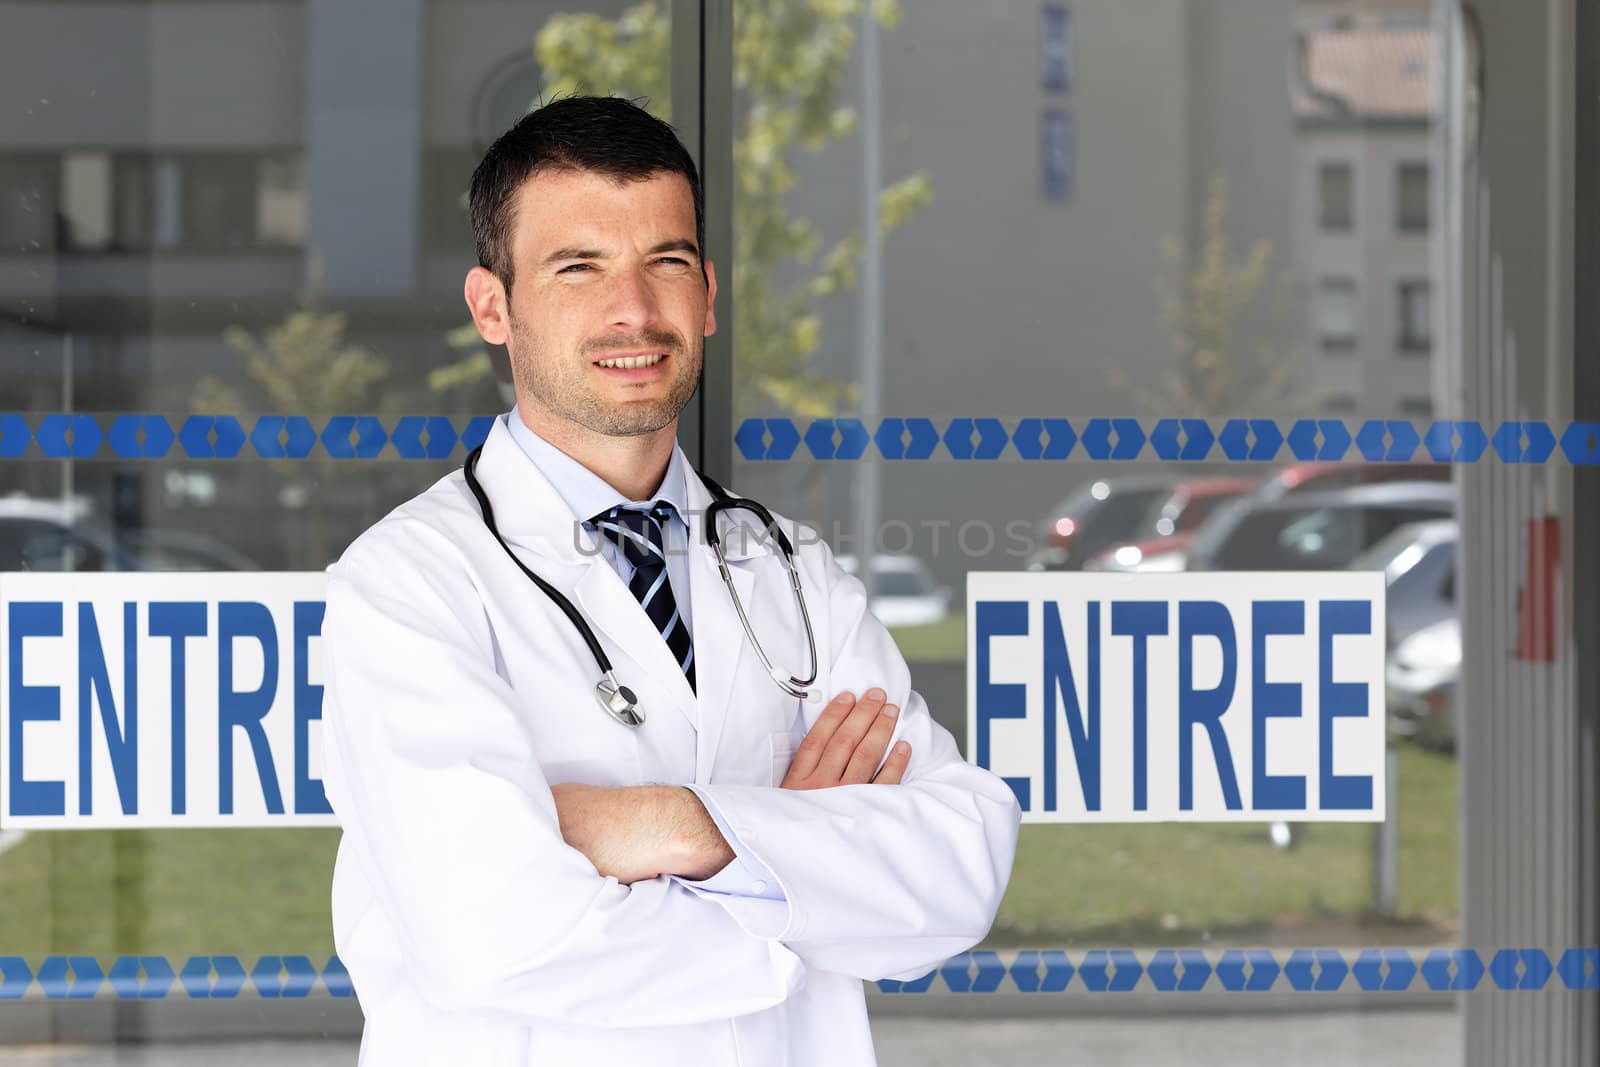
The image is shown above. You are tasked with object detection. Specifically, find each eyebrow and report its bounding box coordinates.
[541,239,701,266]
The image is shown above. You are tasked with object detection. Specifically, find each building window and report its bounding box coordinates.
[105,154,301,253]
[1318,161,1354,232]
[1397,161,1429,232]
[1316,278,1359,350]
[114,156,183,250]
[1041,3,1073,94]
[1399,396,1434,417]
[182,155,259,252]
[256,156,307,248]
[1041,108,1073,203]
[0,155,60,253]
[1398,280,1432,352]
[61,152,113,250]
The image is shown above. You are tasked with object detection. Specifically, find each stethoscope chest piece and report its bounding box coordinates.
[596,672,645,728]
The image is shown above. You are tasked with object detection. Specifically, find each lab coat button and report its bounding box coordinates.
[753,880,768,894]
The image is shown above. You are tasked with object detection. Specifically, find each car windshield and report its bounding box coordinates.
[1348,522,1453,581]
[872,571,933,597]
[1046,484,1099,520]
[1187,496,1254,564]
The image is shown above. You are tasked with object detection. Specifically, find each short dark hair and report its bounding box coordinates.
[468,95,704,292]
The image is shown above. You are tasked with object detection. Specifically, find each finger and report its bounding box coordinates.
[787,691,856,780]
[842,704,899,784]
[871,740,912,785]
[818,687,887,781]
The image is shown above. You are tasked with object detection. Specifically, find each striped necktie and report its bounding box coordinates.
[590,503,696,692]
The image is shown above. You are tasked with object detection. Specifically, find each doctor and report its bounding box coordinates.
[321,95,1020,1065]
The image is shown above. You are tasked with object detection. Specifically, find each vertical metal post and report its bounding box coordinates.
[1374,745,1400,917]
[673,0,735,483]
[857,4,882,597]
[1571,2,1600,1062]
[61,334,73,517]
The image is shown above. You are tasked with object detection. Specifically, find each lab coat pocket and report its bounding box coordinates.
[768,731,797,787]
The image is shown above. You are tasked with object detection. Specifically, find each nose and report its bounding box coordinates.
[603,265,662,332]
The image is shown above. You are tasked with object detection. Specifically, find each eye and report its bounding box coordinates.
[656,257,692,268]
[558,263,593,274]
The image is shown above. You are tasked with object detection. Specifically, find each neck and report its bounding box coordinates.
[517,404,677,503]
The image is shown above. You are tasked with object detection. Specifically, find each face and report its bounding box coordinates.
[464,167,717,440]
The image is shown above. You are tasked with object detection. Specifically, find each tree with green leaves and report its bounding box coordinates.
[1110,173,1303,418]
[194,267,391,567]
[431,0,932,420]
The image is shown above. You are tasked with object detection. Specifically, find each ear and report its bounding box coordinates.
[703,258,719,338]
[464,266,511,346]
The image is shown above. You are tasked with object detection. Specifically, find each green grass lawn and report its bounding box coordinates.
[0,829,342,958]
[887,613,966,661]
[0,746,1456,957]
[986,743,1458,947]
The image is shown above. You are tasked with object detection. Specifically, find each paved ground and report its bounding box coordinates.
[0,1008,1458,1066]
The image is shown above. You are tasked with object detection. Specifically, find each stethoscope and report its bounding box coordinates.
[462,444,819,728]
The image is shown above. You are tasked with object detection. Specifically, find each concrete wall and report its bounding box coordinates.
[733,0,1299,589]
[1447,0,1597,1061]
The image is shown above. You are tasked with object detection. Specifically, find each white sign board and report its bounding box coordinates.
[967,572,1387,823]
[2,573,336,828]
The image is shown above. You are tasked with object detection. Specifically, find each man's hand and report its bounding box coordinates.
[552,688,913,882]
[551,784,734,884]
[781,688,911,790]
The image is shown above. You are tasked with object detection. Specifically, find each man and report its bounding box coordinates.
[321,95,1020,1065]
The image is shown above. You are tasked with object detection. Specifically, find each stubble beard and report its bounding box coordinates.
[508,318,703,439]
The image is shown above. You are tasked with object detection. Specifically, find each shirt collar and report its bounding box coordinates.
[504,407,690,528]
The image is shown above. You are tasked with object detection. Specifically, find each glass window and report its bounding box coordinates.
[182,155,260,252]
[61,151,113,250]
[1398,278,1432,351]
[0,154,59,253]
[1040,3,1073,94]
[1317,276,1359,348]
[1041,107,1073,203]
[1397,160,1429,232]
[1318,159,1354,230]
[113,155,183,251]
[256,155,307,247]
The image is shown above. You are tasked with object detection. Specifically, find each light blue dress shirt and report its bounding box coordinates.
[504,410,784,901]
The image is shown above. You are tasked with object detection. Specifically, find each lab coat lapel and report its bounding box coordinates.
[473,418,701,739]
[685,470,759,784]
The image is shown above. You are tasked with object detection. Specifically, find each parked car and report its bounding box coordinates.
[1386,616,1459,750]
[118,528,261,571]
[1253,461,1450,505]
[1025,475,1174,571]
[835,554,952,627]
[1084,476,1259,572]
[0,498,257,573]
[1347,519,1457,647]
[1185,482,1455,572]
[0,499,137,572]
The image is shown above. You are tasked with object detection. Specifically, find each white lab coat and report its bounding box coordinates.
[320,415,1021,1066]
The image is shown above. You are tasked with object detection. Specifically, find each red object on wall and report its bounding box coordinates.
[1514,516,1562,662]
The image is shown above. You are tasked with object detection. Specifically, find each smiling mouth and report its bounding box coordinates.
[594,353,667,369]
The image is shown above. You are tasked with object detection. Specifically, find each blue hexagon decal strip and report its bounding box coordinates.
[0,947,1589,998]
[0,415,1592,465]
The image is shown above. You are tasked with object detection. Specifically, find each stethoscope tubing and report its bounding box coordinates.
[462,443,818,725]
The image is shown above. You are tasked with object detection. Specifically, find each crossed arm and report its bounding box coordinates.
[324,524,1019,1026]
[551,688,911,883]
